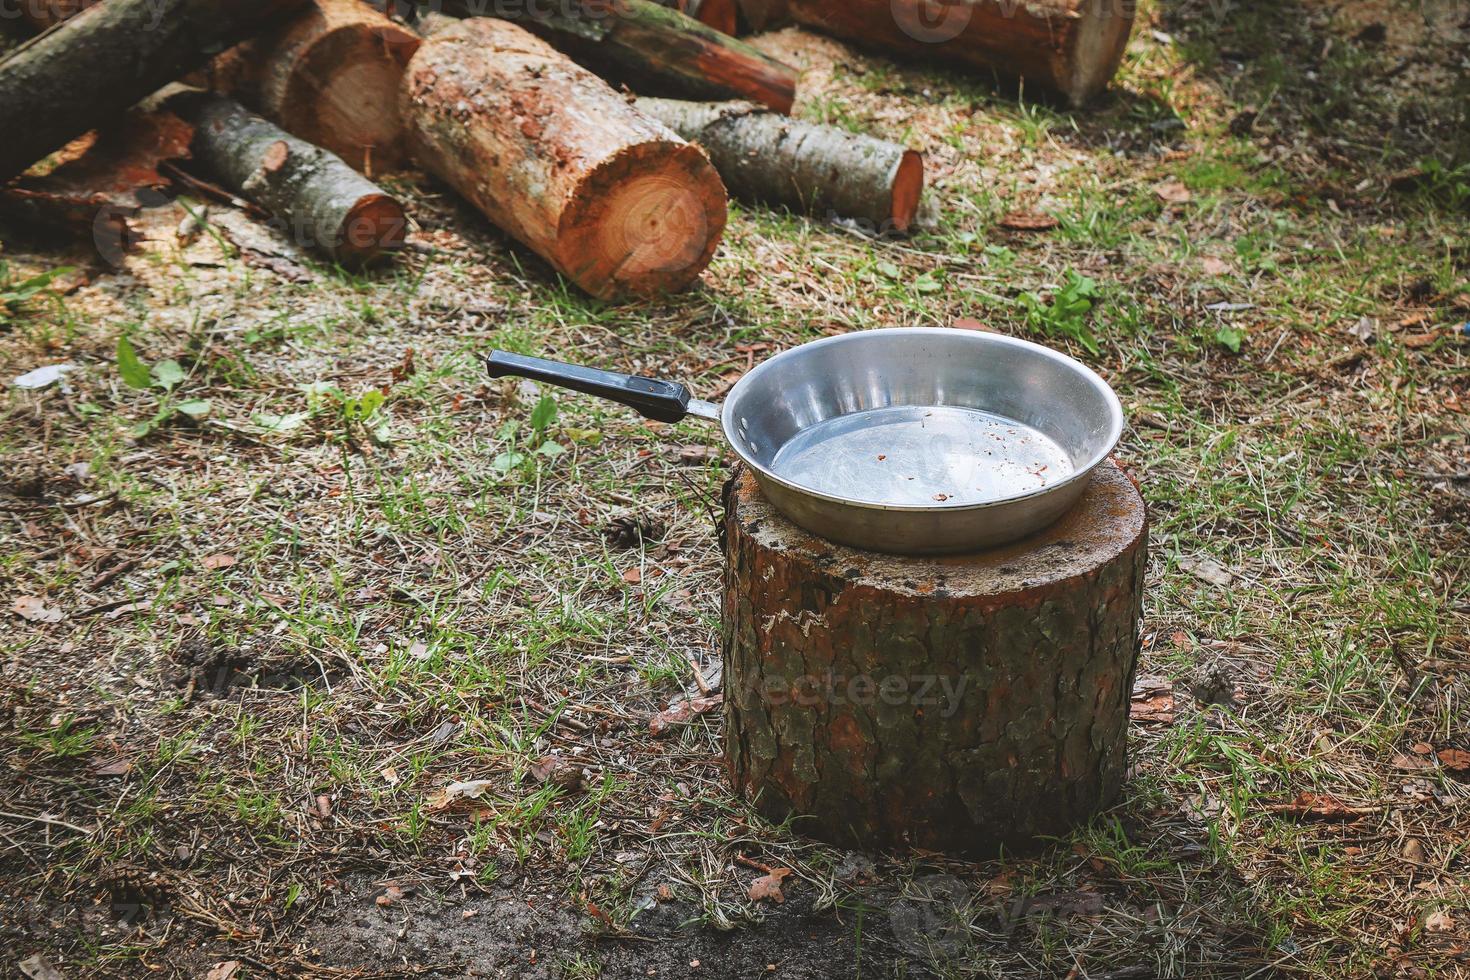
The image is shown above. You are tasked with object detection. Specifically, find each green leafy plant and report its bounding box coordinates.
[0,262,73,327]
[1215,324,1247,353]
[492,394,564,474]
[115,336,211,437]
[1020,271,1101,354]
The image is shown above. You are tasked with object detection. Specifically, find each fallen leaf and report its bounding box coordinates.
[1154,181,1192,204]
[1268,792,1375,823]
[953,316,994,332]
[748,866,792,904]
[622,567,642,585]
[998,210,1058,231]
[18,955,64,980]
[1130,676,1175,725]
[375,884,411,907]
[585,898,614,926]
[1391,752,1432,770]
[425,778,494,812]
[1177,555,1234,587]
[1437,748,1470,774]
[200,553,236,570]
[1199,257,1234,276]
[380,766,400,785]
[203,962,241,980]
[1425,909,1455,932]
[104,600,151,620]
[93,756,132,777]
[1403,838,1426,863]
[649,694,722,737]
[11,595,64,623]
[1401,331,1441,348]
[529,756,585,791]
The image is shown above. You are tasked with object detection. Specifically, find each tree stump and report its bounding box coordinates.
[721,459,1146,855]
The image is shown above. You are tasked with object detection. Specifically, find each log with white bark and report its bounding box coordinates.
[636,97,922,233]
[0,0,308,180]
[783,0,1135,106]
[401,17,728,299]
[174,93,407,264]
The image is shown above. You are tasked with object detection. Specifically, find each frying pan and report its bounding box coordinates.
[485,327,1123,554]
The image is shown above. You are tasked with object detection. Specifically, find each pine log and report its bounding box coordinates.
[722,459,1147,855]
[401,17,728,299]
[783,0,1134,106]
[252,0,421,174]
[655,0,738,35]
[174,94,407,264]
[0,0,308,180]
[445,0,797,113]
[636,97,922,233]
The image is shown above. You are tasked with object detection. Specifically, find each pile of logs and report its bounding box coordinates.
[0,0,1134,297]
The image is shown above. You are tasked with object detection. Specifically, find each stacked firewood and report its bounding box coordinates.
[0,0,1133,299]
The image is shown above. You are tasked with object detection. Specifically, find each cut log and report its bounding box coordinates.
[445,0,797,113]
[636,97,922,233]
[401,17,728,299]
[252,0,421,174]
[173,94,407,264]
[783,0,1135,106]
[0,0,308,180]
[655,0,738,35]
[722,459,1147,855]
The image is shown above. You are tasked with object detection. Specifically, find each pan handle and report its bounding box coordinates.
[484,350,694,424]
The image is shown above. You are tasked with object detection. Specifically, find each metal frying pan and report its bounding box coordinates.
[485,327,1123,555]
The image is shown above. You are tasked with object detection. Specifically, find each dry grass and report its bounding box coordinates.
[2,1,1469,977]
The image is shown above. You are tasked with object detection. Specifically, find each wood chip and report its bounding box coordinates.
[998,210,1058,231]
[1154,180,1192,204]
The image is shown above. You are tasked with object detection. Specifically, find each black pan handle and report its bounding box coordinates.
[484,350,692,424]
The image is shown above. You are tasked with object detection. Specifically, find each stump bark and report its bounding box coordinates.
[722,459,1146,855]
[401,16,728,299]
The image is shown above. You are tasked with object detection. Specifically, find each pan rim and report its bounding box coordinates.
[719,326,1124,515]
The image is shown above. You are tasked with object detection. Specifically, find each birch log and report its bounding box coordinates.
[176,94,407,264]
[636,97,922,232]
